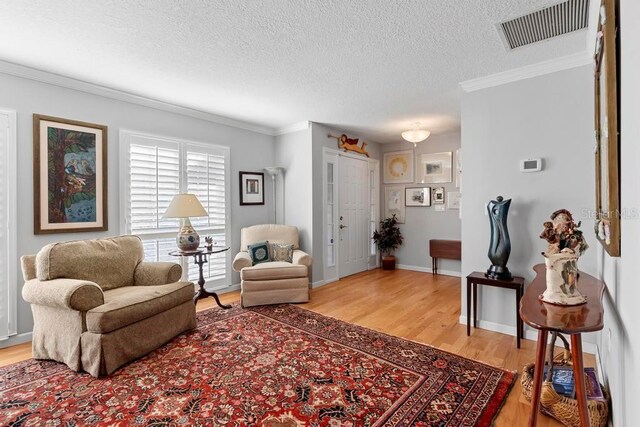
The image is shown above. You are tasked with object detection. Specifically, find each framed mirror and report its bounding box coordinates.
[594,0,620,257]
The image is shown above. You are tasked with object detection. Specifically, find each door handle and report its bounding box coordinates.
[340,224,348,229]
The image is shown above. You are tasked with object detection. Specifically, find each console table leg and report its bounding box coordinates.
[528,329,549,427]
[571,334,590,427]
[473,282,478,329]
[466,279,471,336]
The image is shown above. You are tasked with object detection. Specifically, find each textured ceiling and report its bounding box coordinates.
[0,1,589,143]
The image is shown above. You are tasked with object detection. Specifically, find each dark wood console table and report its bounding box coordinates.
[519,264,605,427]
[466,272,525,348]
[429,239,461,274]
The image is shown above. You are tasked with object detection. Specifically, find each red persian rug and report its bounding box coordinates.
[0,305,515,426]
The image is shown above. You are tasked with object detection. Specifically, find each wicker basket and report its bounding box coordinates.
[521,333,609,427]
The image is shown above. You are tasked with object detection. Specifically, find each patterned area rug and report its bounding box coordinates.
[0,304,515,426]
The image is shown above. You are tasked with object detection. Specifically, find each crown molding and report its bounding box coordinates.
[274,121,311,135]
[459,51,593,92]
[0,60,277,136]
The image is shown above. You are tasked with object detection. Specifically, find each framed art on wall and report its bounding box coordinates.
[594,0,620,256]
[447,192,461,209]
[405,187,431,207]
[418,152,452,184]
[383,150,414,184]
[433,187,445,204]
[239,171,265,205]
[384,185,405,223]
[33,114,108,234]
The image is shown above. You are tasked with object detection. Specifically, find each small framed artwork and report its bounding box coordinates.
[417,152,452,184]
[405,187,431,207]
[383,150,414,184]
[33,114,108,234]
[384,185,405,223]
[433,187,445,204]
[447,192,461,209]
[239,171,265,205]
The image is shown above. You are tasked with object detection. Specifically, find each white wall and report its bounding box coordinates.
[461,65,597,344]
[274,127,314,279]
[0,72,274,346]
[596,1,640,424]
[380,132,461,275]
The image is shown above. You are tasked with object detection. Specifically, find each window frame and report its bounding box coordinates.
[119,129,231,288]
[0,109,17,340]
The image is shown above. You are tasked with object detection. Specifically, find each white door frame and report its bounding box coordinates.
[322,148,379,282]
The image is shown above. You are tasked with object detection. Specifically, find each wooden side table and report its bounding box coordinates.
[169,246,232,309]
[466,272,525,348]
[519,264,605,427]
[429,239,461,274]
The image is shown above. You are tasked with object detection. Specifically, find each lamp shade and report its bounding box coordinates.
[163,194,207,218]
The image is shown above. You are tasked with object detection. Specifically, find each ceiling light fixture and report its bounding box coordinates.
[401,122,431,147]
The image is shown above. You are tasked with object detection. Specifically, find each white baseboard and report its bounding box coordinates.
[396,264,462,278]
[0,332,33,349]
[459,315,597,355]
[312,278,338,289]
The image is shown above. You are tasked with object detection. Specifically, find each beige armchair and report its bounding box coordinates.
[21,235,196,377]
[233,224,312,307]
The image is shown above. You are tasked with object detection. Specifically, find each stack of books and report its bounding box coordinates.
[543,365,606,401]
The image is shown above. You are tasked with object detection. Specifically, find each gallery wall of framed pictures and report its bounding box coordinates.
[382,146,460,222]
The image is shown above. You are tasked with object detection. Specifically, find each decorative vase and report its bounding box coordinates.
[541,252,587,305]
[486,196,513,280]
[177,218,200,252]
[382,255,396,270]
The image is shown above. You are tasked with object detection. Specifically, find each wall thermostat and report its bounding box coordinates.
[520,158,542,172]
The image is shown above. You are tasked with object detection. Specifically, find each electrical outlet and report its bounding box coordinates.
[435,205,445,212]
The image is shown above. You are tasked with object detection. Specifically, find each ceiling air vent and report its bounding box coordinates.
[498,0,590,49]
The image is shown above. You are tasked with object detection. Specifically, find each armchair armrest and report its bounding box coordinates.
[292,249,312,267]
[233,252,252,272]
[22,278,104,311]
[134,262,182,286]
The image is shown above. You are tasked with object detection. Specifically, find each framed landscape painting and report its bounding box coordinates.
[33,114,108,234]
[418,152,452,184]
[405,187,431,207]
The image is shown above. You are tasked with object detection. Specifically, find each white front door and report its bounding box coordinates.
[338,155,369,278]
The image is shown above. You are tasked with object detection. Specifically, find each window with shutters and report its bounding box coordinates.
[120,130,230,287]
[0,110,17,340]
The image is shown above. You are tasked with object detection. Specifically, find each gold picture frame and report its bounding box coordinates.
[33,114,108,234]
[594,0,620,257]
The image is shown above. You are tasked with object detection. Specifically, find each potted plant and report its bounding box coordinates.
[372,214,403,270]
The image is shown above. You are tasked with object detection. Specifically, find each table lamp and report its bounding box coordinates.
[163,193,208,252]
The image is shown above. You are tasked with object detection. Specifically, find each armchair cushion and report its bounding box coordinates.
[232,252,252,272]
[86,281,194,334]
[240,262,308,281]
[247,240,271,265]
[22,278,104,311]
[271,243,294,263]
[36,235,144,291]
[134,262,182,286]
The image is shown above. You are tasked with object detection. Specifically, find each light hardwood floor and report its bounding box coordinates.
[1,268,593,426]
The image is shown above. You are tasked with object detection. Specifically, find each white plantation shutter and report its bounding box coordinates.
[122,131,230,285]
[0,111,16,339]
[185,146,228,282]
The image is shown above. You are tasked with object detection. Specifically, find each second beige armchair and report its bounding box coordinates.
[233,224,312,307]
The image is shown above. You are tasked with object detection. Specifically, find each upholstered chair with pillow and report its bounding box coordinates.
[232,224,312,307]
[21,235,196,377]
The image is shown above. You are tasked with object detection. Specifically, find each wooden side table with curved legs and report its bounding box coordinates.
[519,264,605,427]
[169,246,232,309]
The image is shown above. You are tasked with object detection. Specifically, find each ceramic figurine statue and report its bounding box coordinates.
[486,196,513,280]
[539,209,588,305]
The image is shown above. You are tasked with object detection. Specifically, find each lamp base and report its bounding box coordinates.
[177,218,200,252]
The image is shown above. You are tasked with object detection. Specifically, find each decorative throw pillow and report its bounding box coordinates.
[248,240,271,265]
[271,243,294,263]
